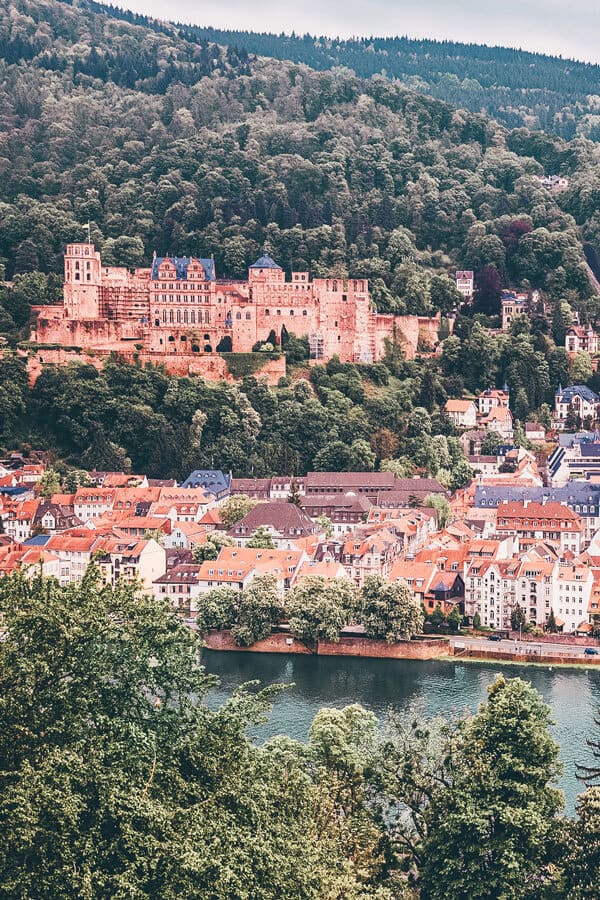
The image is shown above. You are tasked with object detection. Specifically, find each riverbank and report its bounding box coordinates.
[204,630,447,659]
[203,629,600,667]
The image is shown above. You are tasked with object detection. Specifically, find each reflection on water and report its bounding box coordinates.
[203,650,600,814]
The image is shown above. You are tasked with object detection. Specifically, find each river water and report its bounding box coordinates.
[203,650,600,814]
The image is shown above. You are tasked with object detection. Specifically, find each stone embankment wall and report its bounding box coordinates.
[452,646,600,665]
[20,348,286,385]
[203,630,448,659]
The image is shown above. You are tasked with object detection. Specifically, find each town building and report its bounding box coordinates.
[565,325,600,355]
[554,385,599,428]
[477,388,510,416]
[228,501,321,549]
[445,399,478,429]
[495,500,584,555]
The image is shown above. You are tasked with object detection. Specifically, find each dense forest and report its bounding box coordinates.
[1,569,599,898]
[80,0,600,139]
[1,0,600,327]
[2,0,600,476]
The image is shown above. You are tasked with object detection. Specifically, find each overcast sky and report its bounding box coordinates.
[122,0,600,64]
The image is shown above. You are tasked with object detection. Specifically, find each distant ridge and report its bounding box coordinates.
[82,0,600,138]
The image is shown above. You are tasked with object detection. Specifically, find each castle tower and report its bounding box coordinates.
[248,250,285,285]
[64,243,102,318]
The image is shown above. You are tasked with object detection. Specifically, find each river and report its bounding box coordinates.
[203,650,600,814]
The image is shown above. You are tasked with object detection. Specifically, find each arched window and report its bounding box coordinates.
[236,312,242,320]
[162,310,167,323]
[176,310,181,323]
[184,310,188,323]
[169,310,174,323]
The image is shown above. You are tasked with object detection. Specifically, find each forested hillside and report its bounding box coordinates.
[2,0,600,336]
[3,0,600,478]
[88,1,600,139]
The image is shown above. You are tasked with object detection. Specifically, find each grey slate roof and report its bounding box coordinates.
[250,252,282,270]
[151,256,215,281]
[556,385,599,403]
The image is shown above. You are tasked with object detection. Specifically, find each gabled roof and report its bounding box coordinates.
[557,384,599,403]
[151,256,215,281]
[230,502,318,538]
[445,399,476,412]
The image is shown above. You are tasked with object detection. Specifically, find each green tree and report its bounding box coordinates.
[419,676,565,900]
[36,467,61,498]
[231,575,283,646]
[429,603,446,632]
[571,351,594,385]
[196,585,238,631]
[423,493,450,528]
[218,494,258,528]
[192,531,235,562]
[447,606,462,633]
[359,576,424,643]
[246,526,276,549]
[473,611,482,630]
[0,568,356,897]
[511,602,527,632]
[481,429,502,455]
[286,576,358,643]
[564,787,600,899]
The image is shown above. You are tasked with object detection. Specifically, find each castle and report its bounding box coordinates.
[31,244,442,373]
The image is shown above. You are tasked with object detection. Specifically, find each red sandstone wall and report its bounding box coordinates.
[203,630,448,659]
[508,632,600,646]
[204,630,313,654]
[23,348,286,386]
[318,636,448,659]
[373,314,441,361]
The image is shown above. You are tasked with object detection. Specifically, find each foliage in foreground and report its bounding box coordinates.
[0,570,599,898]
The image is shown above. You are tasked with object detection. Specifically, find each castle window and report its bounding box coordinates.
[169,311,174,323]
[155,319,160,327]
[277,309,281,316]
[204,334,210,341]
[246,312,251,320]
[290,309,294,315]
[191,310,196,323]
[162,311,167,323]
[176,310,181,323]
[265,309,270,316]
[303,309,307,316]
[86,274,90,281]
[184,310,188,323]
[206,312,210,323]
[75,273,80,280]
[204,295,210,303]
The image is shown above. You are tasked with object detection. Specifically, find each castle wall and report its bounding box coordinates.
[31,245,444,369]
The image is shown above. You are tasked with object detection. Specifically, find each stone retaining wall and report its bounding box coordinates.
[203,630,448,659]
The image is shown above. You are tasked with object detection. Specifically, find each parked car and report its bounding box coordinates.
[584,647,599,656]
[487,634,502,642]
